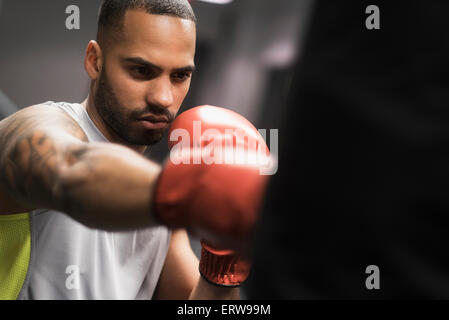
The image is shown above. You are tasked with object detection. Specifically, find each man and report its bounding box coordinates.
[0,0,265,300]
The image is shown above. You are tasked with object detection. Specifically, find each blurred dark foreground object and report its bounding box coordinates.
[246,0,449,299]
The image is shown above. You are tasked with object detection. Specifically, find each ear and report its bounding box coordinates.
[84,40,103,81]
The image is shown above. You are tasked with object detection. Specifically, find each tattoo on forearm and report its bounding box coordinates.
[0,105,89,211]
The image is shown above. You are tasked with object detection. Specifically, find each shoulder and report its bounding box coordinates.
[0,102,88,143]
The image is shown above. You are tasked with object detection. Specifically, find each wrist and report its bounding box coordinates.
[189,276,240,300]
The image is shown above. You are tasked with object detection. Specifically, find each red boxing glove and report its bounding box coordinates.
[154,105,271,287]
[154,105,271,249]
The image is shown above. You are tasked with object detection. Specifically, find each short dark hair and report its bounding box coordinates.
[97,0,196,51]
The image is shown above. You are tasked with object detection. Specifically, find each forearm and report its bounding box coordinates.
[55,141,162,230]
[0,128,161,230]
[189,277,240,300]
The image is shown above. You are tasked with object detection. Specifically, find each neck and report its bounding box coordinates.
[82,95,148,155]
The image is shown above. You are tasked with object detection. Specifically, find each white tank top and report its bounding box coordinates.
[17,101,171,300]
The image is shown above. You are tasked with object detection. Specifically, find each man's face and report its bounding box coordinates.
[94,10,196,145]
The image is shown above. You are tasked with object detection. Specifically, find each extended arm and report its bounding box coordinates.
[0,104,160,230]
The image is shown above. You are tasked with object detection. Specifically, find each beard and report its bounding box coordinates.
[93,66,175,146]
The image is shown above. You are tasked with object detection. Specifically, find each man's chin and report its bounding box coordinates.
[136,130,165,146]
[121,125,167,146]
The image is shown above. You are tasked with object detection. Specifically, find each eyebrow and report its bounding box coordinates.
[122,57,196,73]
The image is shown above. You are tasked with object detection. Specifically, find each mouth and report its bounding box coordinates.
[137,115,170,130]
[140,115,170,123]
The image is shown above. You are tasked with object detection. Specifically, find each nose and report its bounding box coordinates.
[146,76,174,109]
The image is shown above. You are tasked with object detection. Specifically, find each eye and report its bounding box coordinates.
[172,72,191,83]
[129,66,156,79]
[134,67,150,76]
